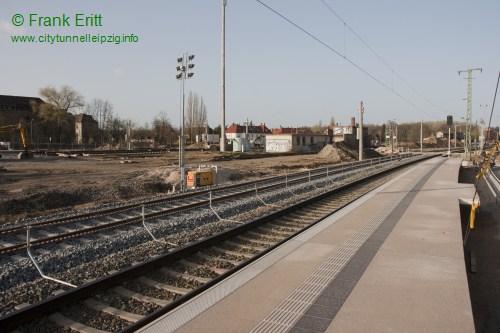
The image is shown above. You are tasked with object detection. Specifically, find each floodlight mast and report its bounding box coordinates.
[176,53,195,190]
[458,68,482,167]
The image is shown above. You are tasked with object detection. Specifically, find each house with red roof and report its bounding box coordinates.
[225,122,271,147]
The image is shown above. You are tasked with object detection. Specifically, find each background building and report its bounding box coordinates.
[0,95,44,148]
[328,117,369,147]
[225,122,271,146]
[75,114,98,146]
[265,134,330,153]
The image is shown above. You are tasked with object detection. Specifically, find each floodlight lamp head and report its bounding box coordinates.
[187,73,194,78]
[188,64,194,69]
[176,73,182,80]
[188,55,195,61]
[177,57,183,63]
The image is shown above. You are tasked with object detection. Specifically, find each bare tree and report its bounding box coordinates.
[106,115,126,147]
[311,120,326,134]
[38,85,85,143]
[153,111,176,147]
[85,98,114,145]
[185,92,207,143]
[329,116,335,127]
[40,85,85,113]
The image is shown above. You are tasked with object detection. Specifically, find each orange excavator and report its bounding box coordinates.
[0,122,33,159]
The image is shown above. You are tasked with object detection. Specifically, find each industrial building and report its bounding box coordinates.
[265,133,330,153]
[0,95,43,125]
[328,117,369,147]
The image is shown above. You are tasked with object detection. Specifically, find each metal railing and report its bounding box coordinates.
[484,169,500,207]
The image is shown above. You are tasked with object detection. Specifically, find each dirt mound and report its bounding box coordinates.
[139,166,179,182]
[186,142,209,149]
[318,142,382,161]
[317,143,356,161]
[363,148,383,159]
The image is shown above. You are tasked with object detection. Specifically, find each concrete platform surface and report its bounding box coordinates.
[138,156,475,333]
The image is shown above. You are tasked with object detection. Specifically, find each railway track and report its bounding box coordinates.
[0,155,399,256]
[0,154,433,332]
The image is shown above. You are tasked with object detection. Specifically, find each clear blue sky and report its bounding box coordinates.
[1,0,499,130]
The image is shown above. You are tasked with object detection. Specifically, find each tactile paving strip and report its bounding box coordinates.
[250,199,400,333]
[251,159,444,333]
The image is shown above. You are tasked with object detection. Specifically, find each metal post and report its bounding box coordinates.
[176,53,195,190]
[395,124,398,152]
[420,117,423,152]
[389,121,393,155]
[459,68,482,166]
[180,63,186,190]
[448,127,451,157]
[454,124,457,149]
[358,101,364,161]
[220,0,227,152]
[26,226,77,288]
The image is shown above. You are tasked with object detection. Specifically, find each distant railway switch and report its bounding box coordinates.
[187,170,216,188]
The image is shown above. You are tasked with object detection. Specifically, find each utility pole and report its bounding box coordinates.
[420,116,423,152]
[458,67,482,166]
[220,0,227,152]
[454,124,457,149]
[447,115,452,157]
[358,101,364,161]
[176,53,195,191]
[387,120,396,155]
[479,104,488,150]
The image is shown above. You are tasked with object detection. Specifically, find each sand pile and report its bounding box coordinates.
[317,143,356,161]
[136,166,180,190]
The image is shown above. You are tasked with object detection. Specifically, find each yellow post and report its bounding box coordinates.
[469,202,479,229]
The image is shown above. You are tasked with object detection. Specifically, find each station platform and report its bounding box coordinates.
[138,156,476,333]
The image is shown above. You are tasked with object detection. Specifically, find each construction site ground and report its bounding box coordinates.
[0,143,377,223]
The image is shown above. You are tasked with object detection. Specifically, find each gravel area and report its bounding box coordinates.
[59,303,131,332]
[0,155,422,319]
[16,316,70,333]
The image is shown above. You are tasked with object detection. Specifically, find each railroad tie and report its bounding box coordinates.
[49,312,110,333]
[112,286,170,307]
[83,299,144,323]
[136,276,191,295]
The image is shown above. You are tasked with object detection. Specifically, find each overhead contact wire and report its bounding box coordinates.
[256,0,427,116]
[319,0,448,117]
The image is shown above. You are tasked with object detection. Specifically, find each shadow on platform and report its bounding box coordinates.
[459,166,500,333]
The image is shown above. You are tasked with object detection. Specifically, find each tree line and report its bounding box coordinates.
[28,85,208,148]
[28,85,495,149]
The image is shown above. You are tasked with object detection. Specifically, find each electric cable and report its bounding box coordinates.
[255,0,433,118]
[319,0,450,117]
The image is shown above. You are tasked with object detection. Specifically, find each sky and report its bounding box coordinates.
[1,0,499,130]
